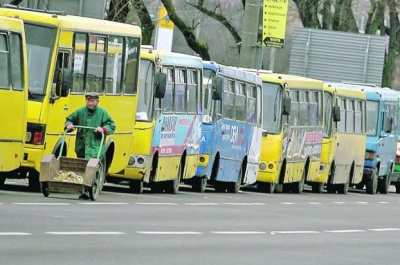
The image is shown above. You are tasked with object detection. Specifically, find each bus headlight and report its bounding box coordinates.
[128,156,135,166]
[259,163,267,170]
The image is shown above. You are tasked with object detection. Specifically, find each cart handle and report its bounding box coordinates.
[58,125,105,160]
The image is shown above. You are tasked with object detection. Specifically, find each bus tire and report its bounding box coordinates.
[0,175,6,189]
[28,170,41,192]
[378,171,391,194]
[228,166,242,193]
[258,182,275,194]
[311,182,324,193]
[292,169,306,194]
[192,177,207,193]
[395,183,400,194]
[129,180,143,194]
[166,163,182,194]
[365,168,378,195]
[336,178,349,194]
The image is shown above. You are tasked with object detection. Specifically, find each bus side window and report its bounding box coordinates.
[338,98,346,133]
[175,68,186,112]
[10,33,24,90]
[224,79,235,119]
[124,37,140,95]
[355,100,363,134]
[299,90,309,126]
[346,99,355,134]
[246,85,256,123]
[289,90,299,126]
[187,69,198,113]
[163,67,174,112]
[0,34,10,88]
[235,82,246,122]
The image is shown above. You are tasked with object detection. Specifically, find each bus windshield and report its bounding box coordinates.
[136,58,155,121]
[366,100,379,136]
[25,23,56,97]
[262,82,282,134]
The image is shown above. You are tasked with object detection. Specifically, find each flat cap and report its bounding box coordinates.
[85,92,99,99]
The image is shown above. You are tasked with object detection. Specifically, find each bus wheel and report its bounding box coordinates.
[311,182,324,193]
[326,184,336,194]
[192,177,207,193]
[129,180,143,194]
[228,167,242,193]
[166,163,182,194]
[336,177,349,194]
[365,168,378,195]
[0,175,6,189]
[28,171,41,192]
[292,169,305,194]
[378,171,391,194]
[395,183,400,194]
[258,182,275,194]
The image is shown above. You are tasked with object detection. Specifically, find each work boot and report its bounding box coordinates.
[79,191,90,200]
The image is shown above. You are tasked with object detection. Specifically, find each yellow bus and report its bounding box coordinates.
[311,83,367,194]
[0,16,28,186]
[245,70,324,193]
[109,46,203,194]
[0,5,141,191]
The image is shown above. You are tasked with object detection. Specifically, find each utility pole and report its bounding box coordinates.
[239,0,262,69]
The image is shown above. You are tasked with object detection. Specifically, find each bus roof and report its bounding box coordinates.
[327,82,398,102]
[0,6,141,37]
[152,50,203,68]
[0,15,24,33]
[203,61,262,86]
[325,83,366,100]
[255,72,324,90]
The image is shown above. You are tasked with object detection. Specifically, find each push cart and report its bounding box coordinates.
[39,126,105,201]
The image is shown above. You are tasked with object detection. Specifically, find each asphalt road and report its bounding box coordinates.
[1,181,400,265]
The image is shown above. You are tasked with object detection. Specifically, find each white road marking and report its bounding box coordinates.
[271,231,320,235]
[135,202,178,205]
[356,202,368,204]
[211,231,266,235]
[325,229,365,233]
[137,231,202,235]
[332,202,346,204]
[308,202,321,205]
[368,228,400,232]
[378,201,389,204]
[0,232,31,236]
[79,202,129,205]
[184,203,220,206]
[13,203,70,206]
[223,203,265,206]
[46,231,125,235]
[280,202,295,205]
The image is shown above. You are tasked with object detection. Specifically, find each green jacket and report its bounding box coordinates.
[65,106,116,159]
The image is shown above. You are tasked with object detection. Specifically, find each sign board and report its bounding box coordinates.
[154,5,174,52]
[262,0,289,48]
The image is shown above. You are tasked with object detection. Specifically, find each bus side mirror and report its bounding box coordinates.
[55,69,71,97]
[333,105,341,122]
[154,72,166,99]
[212,76,223,100]
[282,96,291,115]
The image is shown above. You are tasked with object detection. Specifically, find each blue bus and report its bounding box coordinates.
[191,62,263,193]
[344,84,399,194]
